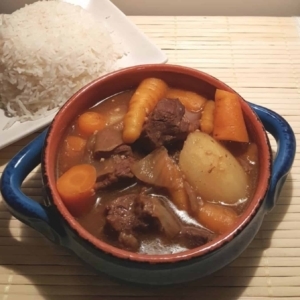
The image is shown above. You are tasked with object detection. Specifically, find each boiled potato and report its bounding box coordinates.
[179,131,248,204]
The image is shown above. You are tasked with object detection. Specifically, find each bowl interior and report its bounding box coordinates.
[43,64,271,263]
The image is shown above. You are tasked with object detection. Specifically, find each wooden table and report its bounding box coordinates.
[0,16,299,299]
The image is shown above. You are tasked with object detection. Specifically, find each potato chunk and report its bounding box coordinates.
[179,131,248,204]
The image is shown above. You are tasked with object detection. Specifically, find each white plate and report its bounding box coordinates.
[0,0,167,150]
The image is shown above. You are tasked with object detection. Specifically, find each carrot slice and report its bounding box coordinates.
[77,111,106,137]
[65,136,86,152]
[166,88,207,112]
[58,136,87,173]
[213,89,249,143]
[56,164,97,217]
[200,100,215,134]
[197,201,238,234]
[123,78,168,144]
[170,187,190,212]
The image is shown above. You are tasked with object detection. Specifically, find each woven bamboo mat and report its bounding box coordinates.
[0,16,300,299]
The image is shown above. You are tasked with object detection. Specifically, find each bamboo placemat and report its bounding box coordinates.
[0,16,300,299]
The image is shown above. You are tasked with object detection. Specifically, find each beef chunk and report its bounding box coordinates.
[178,226,215,248]
[106,194,141,232]
[105,194,146,250]
[113,144,133,157]
[111,155,135,178]
[140,98,197,150]
[95,146,136,190]
[105,192,214,251]
[105,193,181,250]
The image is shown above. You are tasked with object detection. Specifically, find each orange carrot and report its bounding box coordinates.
[58,136,87,173]
[77,111,106,137]
[197,202,238,234]
[56,164,97,217]
[170,188,189,212]
[166,88,207,112]
[123,78,168,144]
[200,100,215,134]
[213,89,249,142]
[65,136,86,153]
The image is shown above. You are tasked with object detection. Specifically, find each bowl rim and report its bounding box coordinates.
[42,63,272,263]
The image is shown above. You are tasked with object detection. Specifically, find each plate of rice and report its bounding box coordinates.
[0,0,167,150]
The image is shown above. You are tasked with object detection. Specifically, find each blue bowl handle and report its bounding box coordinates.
[249,103,296,212]
[0,130,65,244]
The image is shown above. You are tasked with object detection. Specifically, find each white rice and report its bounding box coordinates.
[0,1,124,128]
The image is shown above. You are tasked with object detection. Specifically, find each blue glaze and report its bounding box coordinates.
[0,105,296,285]
[248,103,296,212]
[0,130,65,245]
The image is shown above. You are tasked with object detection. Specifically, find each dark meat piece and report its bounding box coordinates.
[136,194,181,238]
[178,226,215,248]
[105,193,182,250]
[105,192,214,251]
[106,194,140,232]
[140,98,199,150]
[94,122,123,159]
[112,155,135,178]
[113,144,133,157]
[95,154,135,190]
[95,143,136,190]
[105,194,146,250]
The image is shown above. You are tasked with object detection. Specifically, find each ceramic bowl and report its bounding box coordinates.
[1,64,296,285]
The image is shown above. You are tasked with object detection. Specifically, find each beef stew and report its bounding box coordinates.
[56,78,259,254]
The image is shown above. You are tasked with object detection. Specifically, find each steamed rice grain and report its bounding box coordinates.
[0,1,124,128]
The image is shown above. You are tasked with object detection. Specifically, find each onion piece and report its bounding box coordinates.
[131,147,189,211]
[184,110,201,123]
[183,110,201,132]
[131,147,182,190]
[138,194,181,238]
